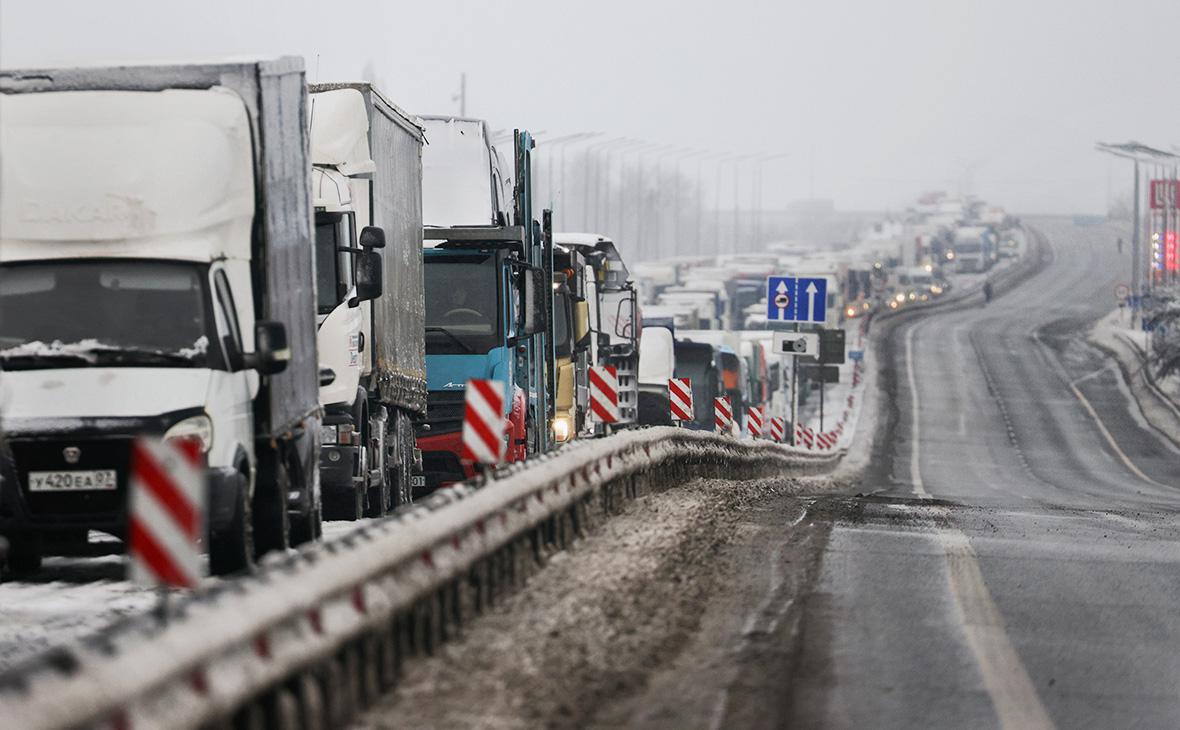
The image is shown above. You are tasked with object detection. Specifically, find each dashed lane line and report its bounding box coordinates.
[905,319,1056,730]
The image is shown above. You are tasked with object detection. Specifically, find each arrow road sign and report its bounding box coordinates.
[766,276,828,324]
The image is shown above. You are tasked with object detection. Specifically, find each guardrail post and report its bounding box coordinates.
[297,671,327,730]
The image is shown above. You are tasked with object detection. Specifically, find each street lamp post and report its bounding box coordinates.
[582,138,619,230]
[753,153,790,250]
[538,132,599,214]
[618,142,660,246]
[651,147,692,260]
[732,154,757,255]
[696,152,727,255]
[595,139,644,233]
[671,150,708,257]
[634,144,678,259]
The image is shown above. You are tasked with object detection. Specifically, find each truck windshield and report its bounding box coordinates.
[0,260,214,369]
[554,294,572,358]
[315,212,355,315]
[424,255,501,355]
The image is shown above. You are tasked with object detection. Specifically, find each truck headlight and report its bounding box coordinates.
[163,414,213,454]
[320,424,338,445]
[552,415,572,443]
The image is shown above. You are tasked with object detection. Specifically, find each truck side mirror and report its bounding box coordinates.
[521,267,549,336]
[318,366,336,387]
[249,320,290,376]
[574,301,591,350]
[350,250,383,307]
[358,226,386,249]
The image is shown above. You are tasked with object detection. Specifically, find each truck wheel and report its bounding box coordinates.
[365,409,390,518]
[324,485,364,522]
[210,472,254,576]
[253,456,291,558]
[390,412,414,508]
[291,468,322,547]
[2,536,42,579]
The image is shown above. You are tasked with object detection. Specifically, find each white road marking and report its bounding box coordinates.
[905,320,1056,729]
[936,527,1056,730]
[1033,332,1172,489]
[905,322,928,498]
[1066,379,1170,488]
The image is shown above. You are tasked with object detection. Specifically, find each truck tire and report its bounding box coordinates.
[2,535,42,579]
[210,471,254,576]
[291,466,323,547]
[365,406,390,518]
[324,484,364,521]
[253,453,291,558]
[392,412,414,508]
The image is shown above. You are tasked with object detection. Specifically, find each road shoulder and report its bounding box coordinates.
[1089,308,1180,449]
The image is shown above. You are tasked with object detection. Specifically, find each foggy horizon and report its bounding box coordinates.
[2,0,1177,216]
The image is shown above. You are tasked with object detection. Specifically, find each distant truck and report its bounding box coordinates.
[637,326,676,426]
[555,234,641,432]
[0,59,323,575]
[308,83,426,517]
[672,340,722,431]
[952,226,997,273]
[417,117,551,492]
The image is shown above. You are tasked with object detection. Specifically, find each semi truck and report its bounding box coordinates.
[555,234,641,431]
[417,117,552,492]
[0,59,323,576]
[552,245,591,442]
[952,226,997,273]
[308,83,426,517]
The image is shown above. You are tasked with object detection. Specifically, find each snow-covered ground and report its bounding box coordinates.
[0,518,375,672]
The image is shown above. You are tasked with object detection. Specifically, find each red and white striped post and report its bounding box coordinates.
[589,366,620,424]
[461,379,506,466]
[713,396,733,434]
[669,378,694,423]
[768,417,785,443]
[746,407,763,438]
[128,437,205,589]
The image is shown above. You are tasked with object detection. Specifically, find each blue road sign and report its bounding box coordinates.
[766,276,828,323]
[848,349,864,362]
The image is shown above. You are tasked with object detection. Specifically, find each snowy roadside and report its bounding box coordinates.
[355,473,841,730]
[0,518,373,673]
[1089,307,1180,447]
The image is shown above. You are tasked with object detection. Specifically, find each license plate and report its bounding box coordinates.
[410,475,426,488]
[28,469,118,492]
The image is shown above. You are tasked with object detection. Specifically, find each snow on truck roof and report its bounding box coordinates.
[309,88,375,179]
[419,116,502,229]
[0,88,255,263]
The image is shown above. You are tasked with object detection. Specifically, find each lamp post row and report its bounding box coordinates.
[534,133,789,261]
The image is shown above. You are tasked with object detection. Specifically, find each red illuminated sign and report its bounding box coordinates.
[1166,230,1178,273]
[1150,180,1180,210]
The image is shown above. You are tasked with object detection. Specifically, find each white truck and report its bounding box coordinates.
[952,226,997,274]
[0,59,324,576]
[308,84,426,518]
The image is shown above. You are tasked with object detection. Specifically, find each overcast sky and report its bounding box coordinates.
[2,0,1176,214]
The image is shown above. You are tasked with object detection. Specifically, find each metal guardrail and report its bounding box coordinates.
[0,427,842,730]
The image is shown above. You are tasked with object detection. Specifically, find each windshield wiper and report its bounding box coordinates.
[0,352,96,370]
[88,345,201,366]
[425,326,475,354]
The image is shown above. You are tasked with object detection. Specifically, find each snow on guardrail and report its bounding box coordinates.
[0,426,842,730]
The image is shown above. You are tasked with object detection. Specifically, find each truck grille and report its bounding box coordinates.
[421,391,468,435]
[9,436,132,521]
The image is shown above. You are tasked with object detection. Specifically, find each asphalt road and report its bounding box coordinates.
[788,220,1180,729]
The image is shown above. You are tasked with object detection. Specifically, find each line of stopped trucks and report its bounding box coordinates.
[0,57,1009,579]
